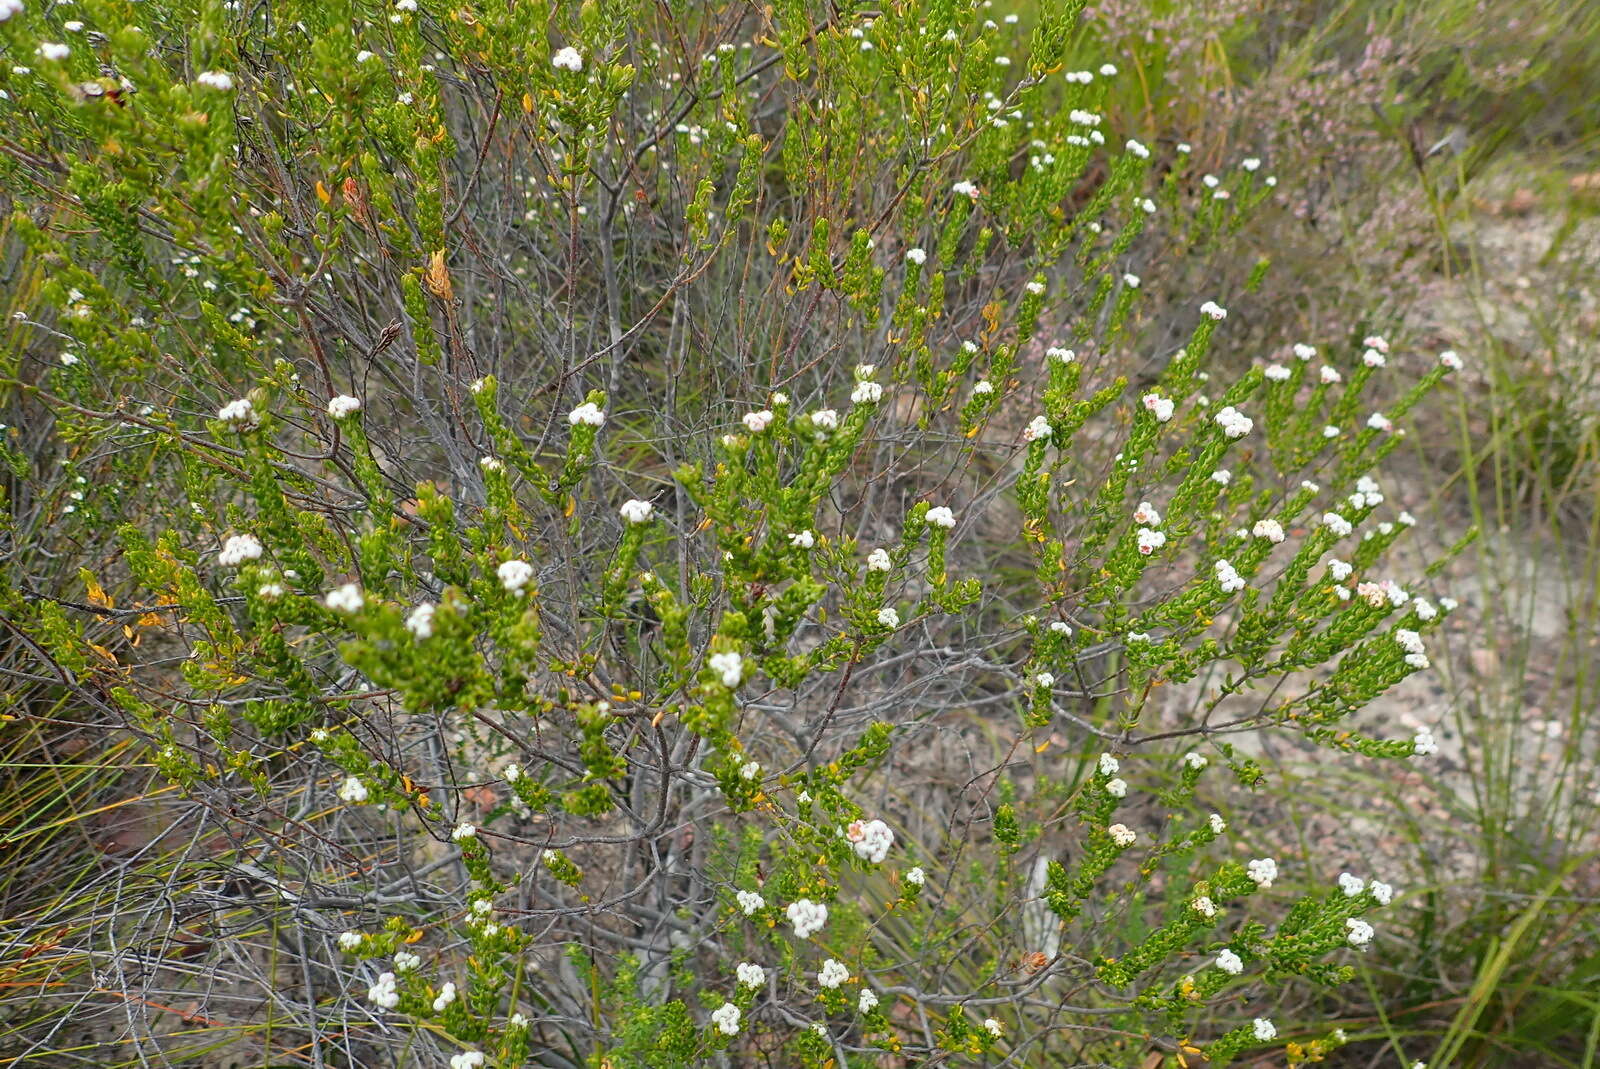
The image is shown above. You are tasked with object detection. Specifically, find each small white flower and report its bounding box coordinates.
[1211,469,1233,486]
[739,760,761,780]
[406,603,437,639]
[366,972,400,1010]
[1142,392,1175,422]
[394,950,420,972]
[1105,778,1127,798]
[925,505,956,529]
[338,777,369,803]
[710,1002,741,1035]
[877,606,900,628]
[817,958,850,988]
[567,401,606,427]
[1253,1018,1276,1041]
[789,529,816,549]
[432,981,457,1011]
[905,247,927,265]
[1412,729,1438,757]
[1024,415,1053,441]
[1338,872,1366,897]
[1184,751,1208,770]
[1136,527,1167,555]
[1246,857,1278,888]
[322,394,363,420]
[1108,823,1136,847]
[1199,300,1228,321]
[810,408,839,430]
[1264,363,1291,381]
[1370,880,1394,905]
[1125,139,1150,159]
[787,898,828,938]
[449,1053,484,1069]
[1215,949,1243,974]
[1025,279,1046,295]
[1345,917,1375,946]
[858,988,879,1013]
[1367,411,1394,432]
[1192,895,1217,918]
[1294,343,1317,360]
[1322,512,1353,537]
[851,380,883,404]
[1363,347,1387,368]
[1098,753,1119,776]
[743,409,774,432]
[1252,519,1285,544]
[1242,157,1261,171]
[708,651,744,688]
[1214,559,1245,593]
[551,46,584,72]
[38,42,71,61]
[952,179,980,199]
[736,889,766,915]
[615,498,656,525]
[867,547,892,572]
[1046,346,1074,363]
[1215,405,1254,438]
[338,930,363,951]
[217,398,258,427]
[735,962,766,987]
[846,818,895,863]
[1049,621,1072,636]
[1208,813,1227,835]
[498,559,534,592]
[972,379,995,397]
[394,0,416,9]
[904,866,925,887]
[0,0,23,23]
[219,533,264,567]
[984,1017,1004,1037]
[1440,350,1463,371]
[1132,501,1162,526]
[356,50,376,63]
[451,822,476,841]
[324,583,364,613]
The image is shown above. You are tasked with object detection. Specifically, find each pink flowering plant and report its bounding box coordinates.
[0,0,1471,1065]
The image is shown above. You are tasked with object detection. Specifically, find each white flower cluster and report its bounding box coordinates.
[787,898,828,938]
[867,547,892,572]
[1214,559,1245,593]
[366,971,399,1010]
[925,505,956,529]
[338,776,369,803]
[1246,857,1278,888]
[324,583,364,613]
[736,889,765,915]
[789,529,815,549]
[619,498,654,524]
[708,650,743,688]
[0,0,24,22]
[1200,300,1228,320]
[735,962,765,987]
[1215,948,1243,974]
[1346,917,1375,946]
[1322,512,1353,537]
[1412,728,1439,756]
[817,959,850,988]
[327,394,362,418]
[196,70,235,91]
[217,397,258,428]
[1251,518,1285,544]
[1193,895,1217,918]
[1136,527,1167,555]
[1214,405,1254,438]
[743,409,774,432]
[846,818,895,864]
[219,533,263,567]
[858,988,879,1013]
[551,46,584,71]
[1024,415,1053,441]
[1141,392,1175,422]
[710,1002,741,1035]
[1253,1018,1277,1041]
[432,981,457,1011]
[1108,823,1136,847]
[498,558,533,592]
[1338,872,1365,896]
[450,1053,484,1069]
[406,603,436,639]
[567,401,606,426]
[1395,628,1429,669]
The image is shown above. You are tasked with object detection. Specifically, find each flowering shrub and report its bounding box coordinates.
[0,0,1472,1065]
